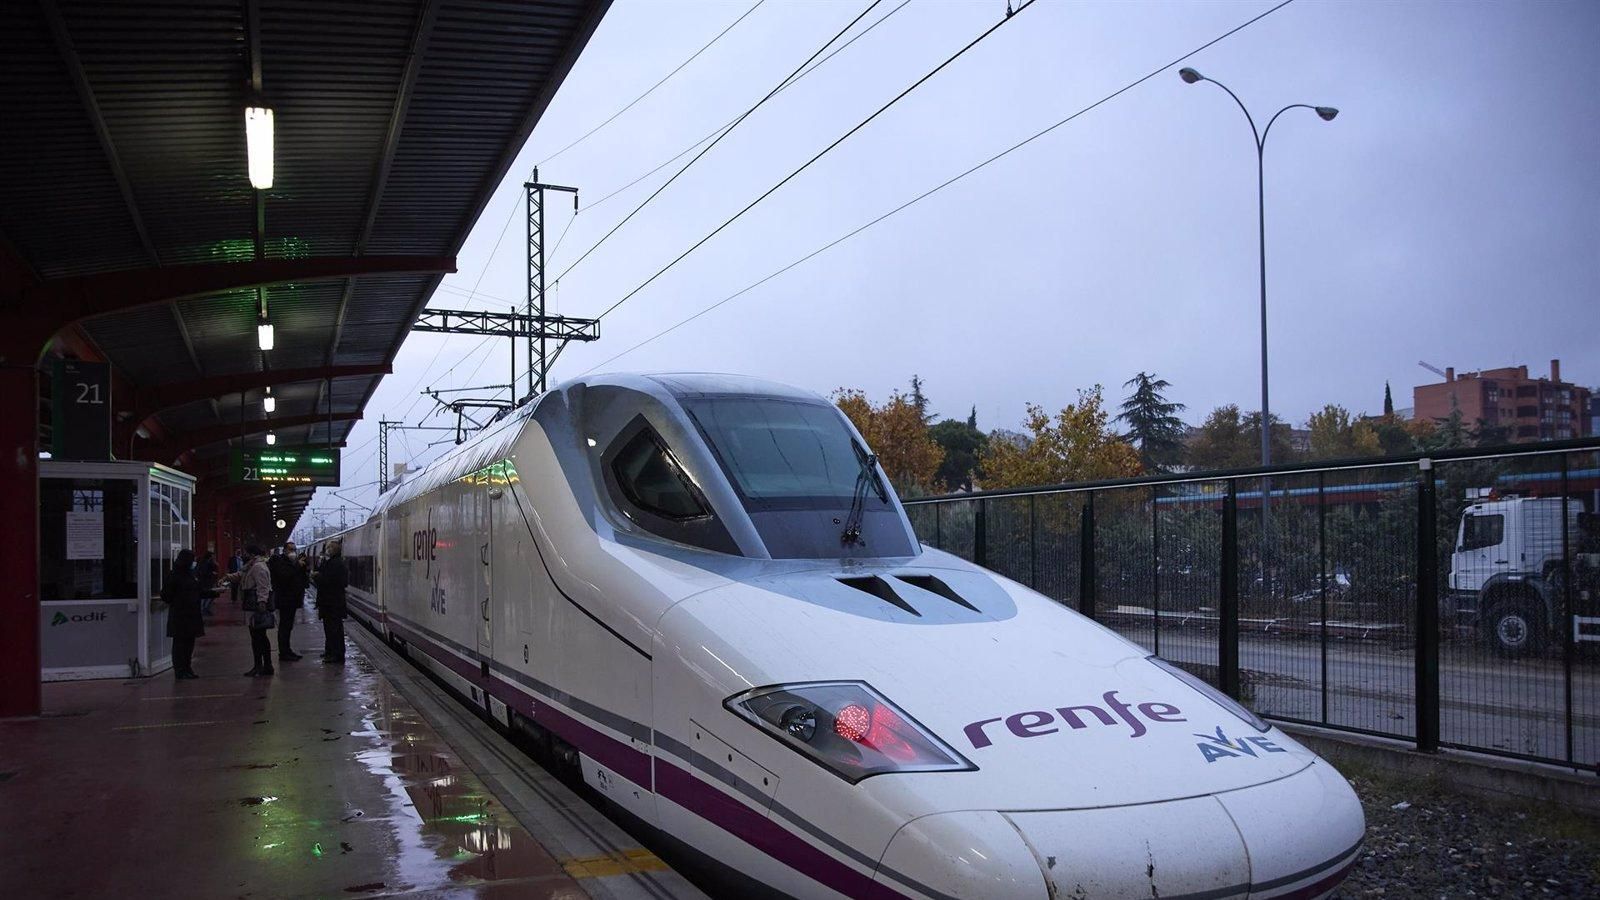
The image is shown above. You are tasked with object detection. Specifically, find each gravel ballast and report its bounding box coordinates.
[1333,766,1600,898]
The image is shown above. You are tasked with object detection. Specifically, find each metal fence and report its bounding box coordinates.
[904,439,1600,773]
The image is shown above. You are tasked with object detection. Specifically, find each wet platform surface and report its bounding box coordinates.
[0,609,693,899]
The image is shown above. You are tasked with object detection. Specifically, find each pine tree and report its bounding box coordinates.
[1383,382,1394,417]
[908,375,932,424]
[967,405,977,430]
[1116,373,1187,472]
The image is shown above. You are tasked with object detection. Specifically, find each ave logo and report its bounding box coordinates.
[1193,725,1288,763]
[428,575,447,616]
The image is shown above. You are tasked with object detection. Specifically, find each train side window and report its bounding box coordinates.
[601,417,740,555]
[613,427,708,519]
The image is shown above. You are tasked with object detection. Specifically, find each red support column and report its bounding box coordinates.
[0,359,41,717]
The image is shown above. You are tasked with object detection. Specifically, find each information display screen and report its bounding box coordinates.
[230,448,341,486]
[52,359,111,460]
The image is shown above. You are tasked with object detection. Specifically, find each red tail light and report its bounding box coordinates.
[865,703,919,762]
[727,682,974,783]
[834,704,871,742]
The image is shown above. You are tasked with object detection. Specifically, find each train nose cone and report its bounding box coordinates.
[1214,760,1366,898]
[875,762,1363,899]
[1004,796,1252,899]
[874,811,1049,898]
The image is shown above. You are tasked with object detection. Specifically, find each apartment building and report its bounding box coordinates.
[1412,359,1591,441]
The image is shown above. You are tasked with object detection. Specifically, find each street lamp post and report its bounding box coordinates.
[1180,67,1335,603]
[1178,67,1337,471]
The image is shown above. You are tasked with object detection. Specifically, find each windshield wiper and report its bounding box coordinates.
[841,441,887,546]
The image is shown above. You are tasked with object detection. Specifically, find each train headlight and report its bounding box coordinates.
[1149,656,1270,732]
[726,681,973,783]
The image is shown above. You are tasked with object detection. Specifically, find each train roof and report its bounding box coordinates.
[582,372,826,403]
[372,372,831,515]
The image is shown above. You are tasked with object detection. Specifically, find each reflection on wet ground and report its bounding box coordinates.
[350,676,585,897]
[0,612,592,899]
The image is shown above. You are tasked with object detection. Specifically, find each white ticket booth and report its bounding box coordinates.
[38,460,195,680]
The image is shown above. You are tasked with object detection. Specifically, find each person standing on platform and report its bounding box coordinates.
[315,538,349,664]
[268,542,308,661]
[162,549,203,680]
[196,550,219,617]
[233,545,275,677]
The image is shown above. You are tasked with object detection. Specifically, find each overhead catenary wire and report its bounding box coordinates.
[376,5,767,429]
[429,0,768,365]
[309,0,1288,520]
[566,0,913,225]
[389,0,912,437]
[590,0,1040,323]
[535,0,767,169]
[379,1,898,438]
[342,0,994,463]
[580,0,1299,374]
[553,0,887,284]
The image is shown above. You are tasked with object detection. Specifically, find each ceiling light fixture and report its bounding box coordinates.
[263,386,276,413]
[265,431,276,446]
[257,313,274,351]
[245,106,274,189]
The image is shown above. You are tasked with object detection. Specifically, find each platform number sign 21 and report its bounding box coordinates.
[51,359,111,461]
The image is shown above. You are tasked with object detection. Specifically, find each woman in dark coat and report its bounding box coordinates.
[314,538,349,664]
[163,548,204,679]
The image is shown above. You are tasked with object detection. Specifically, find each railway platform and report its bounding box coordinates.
[0,607,703,900]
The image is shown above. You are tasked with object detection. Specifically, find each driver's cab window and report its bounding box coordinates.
[601,417,739,554]
[612,427,707,520]
[1460,513,1504,551]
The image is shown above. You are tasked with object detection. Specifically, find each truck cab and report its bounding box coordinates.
[1448,496,1588,656]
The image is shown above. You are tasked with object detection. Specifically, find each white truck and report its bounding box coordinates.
[1447,496,1600,657]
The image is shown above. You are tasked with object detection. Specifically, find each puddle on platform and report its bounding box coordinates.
[353,680,574,893]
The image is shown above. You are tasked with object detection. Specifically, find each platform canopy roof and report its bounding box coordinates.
[0,0,611,535]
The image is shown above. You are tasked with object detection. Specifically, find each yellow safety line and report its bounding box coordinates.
[560,847,671,879]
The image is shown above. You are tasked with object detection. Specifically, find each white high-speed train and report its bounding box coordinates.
[313,373,1364,900]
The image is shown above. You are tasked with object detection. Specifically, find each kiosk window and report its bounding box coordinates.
[40,477,138,601]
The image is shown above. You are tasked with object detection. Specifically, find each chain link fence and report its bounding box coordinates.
[904,439,1600,772]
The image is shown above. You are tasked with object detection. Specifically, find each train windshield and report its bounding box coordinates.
[682,398,884,511]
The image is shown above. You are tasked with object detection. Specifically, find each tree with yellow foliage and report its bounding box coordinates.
[979,386,1143,489]
[833,388,944,495]
[1306,404,1382,460]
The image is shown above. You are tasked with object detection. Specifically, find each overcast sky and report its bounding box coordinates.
[304,0,1600,527]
